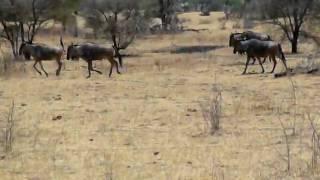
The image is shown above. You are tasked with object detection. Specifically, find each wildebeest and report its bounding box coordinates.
[241,31,272,41]
[230,31,273,64]
[230,31,272,54]
[234,39,288,74]
[66,43,121,78]
[19,37,64,77]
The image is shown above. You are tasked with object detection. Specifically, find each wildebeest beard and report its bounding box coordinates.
[23,52,31,60]
[67,46,80,60]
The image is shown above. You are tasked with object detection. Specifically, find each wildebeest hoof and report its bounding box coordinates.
[86,76,91,79]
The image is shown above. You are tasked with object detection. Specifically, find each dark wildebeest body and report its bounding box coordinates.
[241,31,271,41]
[234,39,288,74]
[230,31,273,64]
[19,40,64,77]
[67,43,120,78]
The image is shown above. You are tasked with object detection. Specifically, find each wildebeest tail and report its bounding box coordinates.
[278,44,289,70]
[278,44,285,61]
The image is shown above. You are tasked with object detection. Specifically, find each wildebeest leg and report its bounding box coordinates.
[56,59,62,76]
[113,59,121,74]
[257,57,265,73]
[33,61,42,75]
[91,68,102,74]
[251,57,256,65]
[262,57,267,64]
[281,58,288,71]
[39,61,49,77]
[90,61,102,74]
[108,62,114,78]
[107,57,121,77]
[242,55,251,75]
[270,56,277,73]
[87,60,92,78]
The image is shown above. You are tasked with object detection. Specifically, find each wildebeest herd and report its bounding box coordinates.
[229,31,288,74]
[19,38,121,78]
[18,30,288,78]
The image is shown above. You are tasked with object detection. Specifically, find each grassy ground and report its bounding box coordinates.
[0,12,320,179]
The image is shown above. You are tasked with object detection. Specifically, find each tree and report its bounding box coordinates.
[0,0,26,56]
[24,0,63,42]
[263,0,314,53]
[158,0,179,30]
[141,0,179,31]
[54,0,81,34]
[0,0,63,57]
[82,0,143,67]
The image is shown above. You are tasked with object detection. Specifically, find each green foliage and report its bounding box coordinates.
[179,0,244,11]
[54,0,81,23]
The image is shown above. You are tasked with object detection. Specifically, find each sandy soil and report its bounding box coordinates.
[0,12,320,180]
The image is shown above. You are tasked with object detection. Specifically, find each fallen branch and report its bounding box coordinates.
[307,68,319,74]
[183,28,209,33]
[274,70,295,78]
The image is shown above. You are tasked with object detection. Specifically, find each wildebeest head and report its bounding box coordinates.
[67,44,80,60]
[19,41,32,60]
[233,40,246,55]
[229,33,243,47]
[229,33,236,47]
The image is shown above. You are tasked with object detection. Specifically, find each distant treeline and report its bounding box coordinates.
[179,0,243,11]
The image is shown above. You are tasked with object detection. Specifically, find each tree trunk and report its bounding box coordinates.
[20,22,25,42]
[73,16,78,37]
[158,0,167,31]
[291,28,300,53]
[161,14,167,30]
[112,34,123,67]
[291,39,298,53]
[73,23,78,37]
[62,18,67,32]
[9,41,18,58]
[116,50,123,68]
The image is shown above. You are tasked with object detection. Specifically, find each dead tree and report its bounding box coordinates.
[158,0,175,29]
[83,0,142,67]
[0,0,62,57]
[0,1,24,56]
[263,0,314,53]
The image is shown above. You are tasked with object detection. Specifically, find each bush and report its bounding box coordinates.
[200,87,223,135]
[0,52,14,75]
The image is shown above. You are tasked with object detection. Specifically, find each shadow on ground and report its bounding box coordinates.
[121,54,141,58]
[152,45,225,54]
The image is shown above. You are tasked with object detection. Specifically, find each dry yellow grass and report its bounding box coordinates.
[0,12,320,180]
